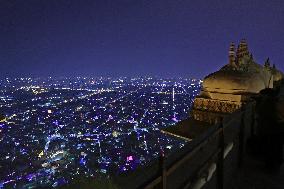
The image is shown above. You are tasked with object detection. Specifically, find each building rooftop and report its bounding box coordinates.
[162,118,211,140]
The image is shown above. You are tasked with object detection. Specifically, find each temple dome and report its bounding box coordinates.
[200,40,274,101]
[190,39,283,124]
[203,69,270,95]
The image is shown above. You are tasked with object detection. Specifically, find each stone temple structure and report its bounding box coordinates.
[163,39,283,139]
[191,39,283,124]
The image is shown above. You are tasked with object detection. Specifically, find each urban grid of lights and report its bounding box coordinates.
[0,77,201,188]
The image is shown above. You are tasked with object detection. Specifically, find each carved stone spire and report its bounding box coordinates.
[264,57,270,68]
[228,42,236,67]
[236,39,249,62]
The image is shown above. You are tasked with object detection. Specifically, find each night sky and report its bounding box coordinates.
[1,0,284,78]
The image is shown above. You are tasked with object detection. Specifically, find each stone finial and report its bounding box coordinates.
[228,42,236,67]
[264,58,270,68]
[236,39,249,62]
[249,53,253,60]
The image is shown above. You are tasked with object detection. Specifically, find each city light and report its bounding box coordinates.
[0,77,201,188]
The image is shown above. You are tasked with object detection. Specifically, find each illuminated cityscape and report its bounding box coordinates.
[0,77,201,188]
[1,0,284,188]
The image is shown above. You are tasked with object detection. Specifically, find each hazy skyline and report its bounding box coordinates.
[1,0,284,78]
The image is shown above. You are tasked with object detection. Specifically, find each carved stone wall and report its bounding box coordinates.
[193,98,241,113]
[190,98,241,123]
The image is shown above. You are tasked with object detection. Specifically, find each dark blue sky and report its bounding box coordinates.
[1,0,284,78]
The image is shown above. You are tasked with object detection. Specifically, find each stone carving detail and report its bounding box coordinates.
[193,98,241,114]
[190,97,242,123]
